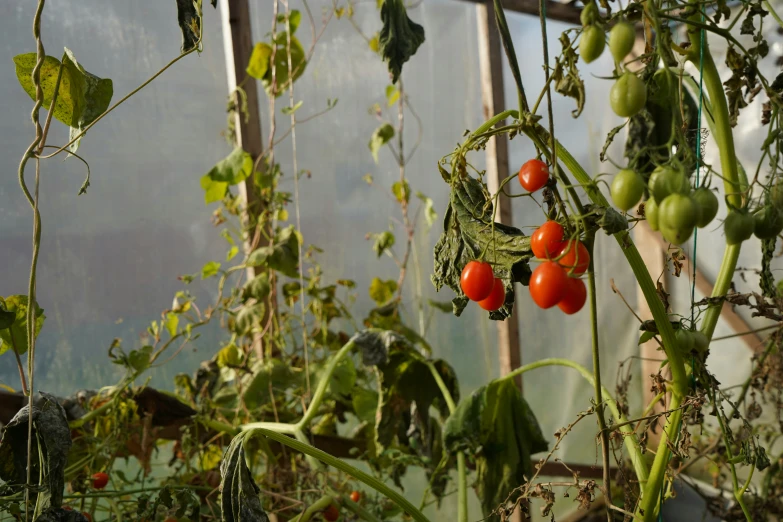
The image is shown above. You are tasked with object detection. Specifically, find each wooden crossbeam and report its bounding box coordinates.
[457,0,582,25]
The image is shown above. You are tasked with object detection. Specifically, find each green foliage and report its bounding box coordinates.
[247,225,300,278]
[369,277,398,305]
[369,123,395,162]
[378,0,425,83]
[0,295,45,357]
[246,11,307,98]
[13,49,113,153]
[443,379,547,519]
[219,434,271,522]
[200,147,254,204]
[431,175,532,319]
[372,230,395,258]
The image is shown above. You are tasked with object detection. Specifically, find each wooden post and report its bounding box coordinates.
[220,0,270,358]
[477,1,523,395]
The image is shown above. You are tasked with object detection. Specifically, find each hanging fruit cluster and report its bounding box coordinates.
[459,160,587,315]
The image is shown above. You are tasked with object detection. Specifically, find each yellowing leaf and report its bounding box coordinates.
[369,277,398,305]
[246,42,273,80]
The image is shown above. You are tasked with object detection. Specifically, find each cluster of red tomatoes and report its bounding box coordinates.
[460,160,588,315]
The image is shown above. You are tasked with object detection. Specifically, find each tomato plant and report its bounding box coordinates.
[91,472,109,490]
[609,21,635,62]
[557,277,587,315]
[610,168,645,211]
[557,239,590,275]
[609,71,647,118]
[518,159,549,192]
[530,220,567,259]
[323,504,340,521]
[460,260,495,301]
[724,210,755,245]
[579,25,605,63]
[529,262,569,309]
[478,278,506,311]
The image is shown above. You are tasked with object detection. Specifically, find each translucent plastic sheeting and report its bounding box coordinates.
[0,2,230,392]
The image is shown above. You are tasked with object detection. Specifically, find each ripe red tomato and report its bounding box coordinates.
[460,260,494,301]
[518,159,549,192]
[557,240,590,275]
[529,262,568,309]
[558,278,587,314]
[323,504,340,521]
[477,278,506,311]
[531,221,566,260]
[350,491,361,503]
[91,472,109,490]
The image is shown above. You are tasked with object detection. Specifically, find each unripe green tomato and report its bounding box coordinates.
[658,193,698,244]
[675,329,695,355]
[645,197,660,230]
[724,210,755,245]
[771,182,783,208]
[610,72,647,118]
[692,187,719,228]
[580,25,606,64]
[580,3,600,26]
[609,21,635,62]
[610,169,645,211]
[753,206,783,240]
[691,331,709,354]
[651,167,689,203]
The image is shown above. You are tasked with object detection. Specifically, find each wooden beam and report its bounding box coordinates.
[220,0,271,359]
[477,1,523,393]
[460,0,582,25]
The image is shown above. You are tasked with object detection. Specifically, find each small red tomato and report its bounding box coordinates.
[518,159,550,192]
[323,504,340,521]
[460,260,495,301]
[531,221,566,260]
[557,240,590,275]
[529,262,568,309]
[477,278,506,311]
[82,513,93,522]
[62,506,73,511]
[349,491,361,503]
[558,278,587,315]
[91,472,109,490]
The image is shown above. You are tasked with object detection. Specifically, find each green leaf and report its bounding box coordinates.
[200,174,228,204]
[246,226,300,278]
[219,434,271,522]
[392,180,410,203]
[0,296,45,357]
[373,231,395,258]
[368,123,395,163]
[201,261,221,279]
[243,273,271,301]
[127,345,154,372]
[322,355,356,396]
[0,302,14,331]
[369,277,398,305]
[216,343,242,368]
[242,360,294,410]
[164,313,179,337]
[638,331,656,345]
[254,35,307,98]
[277,10,302,34]
[385,85,400,106]
[205,147,253,185]
[13,49,113,153]
[432,175,532,319]
[233,303,265,337]
[415,191,437,228]
[379,0,425,83]
[227,246,239,261]
[443,379,547,519]
[174,0,202,52]
[281,100,303,115]
[352,387,379,423]
[246,42,273,80]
